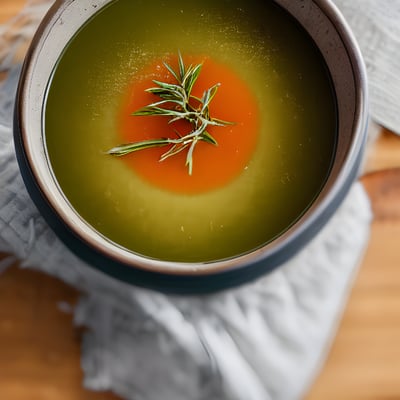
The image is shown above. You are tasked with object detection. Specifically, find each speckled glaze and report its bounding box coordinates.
[14,0,368,293]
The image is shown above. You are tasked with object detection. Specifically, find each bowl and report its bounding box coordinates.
[14,0,368,293]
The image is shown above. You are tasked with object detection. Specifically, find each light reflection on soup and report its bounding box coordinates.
[45,0,337,262]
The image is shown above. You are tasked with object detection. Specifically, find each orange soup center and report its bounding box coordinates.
[118,54,260,193]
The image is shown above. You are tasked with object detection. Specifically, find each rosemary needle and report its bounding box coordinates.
[107,52,234,175]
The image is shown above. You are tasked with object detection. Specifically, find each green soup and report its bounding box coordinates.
[45,0,337,262]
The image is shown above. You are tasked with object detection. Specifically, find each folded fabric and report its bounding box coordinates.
[334,0,400,134]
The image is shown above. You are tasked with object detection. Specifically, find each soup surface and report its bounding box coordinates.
[45,0,337,262]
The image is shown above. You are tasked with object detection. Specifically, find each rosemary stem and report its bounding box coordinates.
[107,53,234,175]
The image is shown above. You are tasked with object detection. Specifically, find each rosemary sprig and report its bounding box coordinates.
[107,52,234,175]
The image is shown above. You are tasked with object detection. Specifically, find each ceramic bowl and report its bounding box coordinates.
[14,0,368,293]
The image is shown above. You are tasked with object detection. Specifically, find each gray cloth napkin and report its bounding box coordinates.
[2,0,398,399]
[334,0,400,134]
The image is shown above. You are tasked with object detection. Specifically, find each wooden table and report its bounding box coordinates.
[1,2,400,399]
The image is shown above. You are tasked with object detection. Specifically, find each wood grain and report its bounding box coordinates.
[1,2,400,399]
[0,0,23,23]
[306,166,400,400]
[0,267,119,400]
